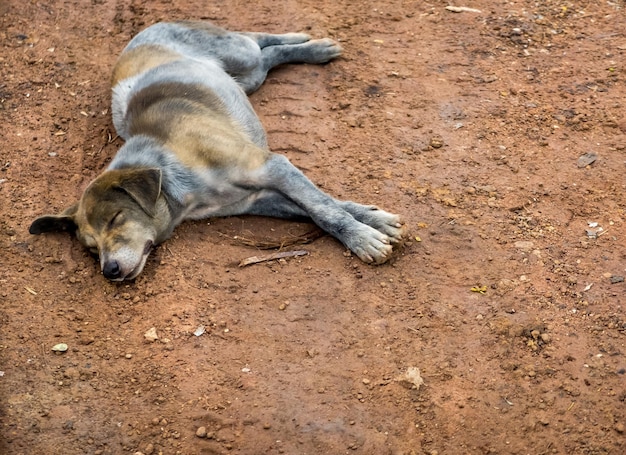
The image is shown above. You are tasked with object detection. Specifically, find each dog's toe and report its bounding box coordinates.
[359,208,405,243]
[347,225,395,265]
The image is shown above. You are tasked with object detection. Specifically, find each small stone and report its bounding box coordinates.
[263,423,271,429]
[125,353,132,359]
[52,343,68,353]
[144,443,154,455]
[514,240,534,250]
[429,135,444,148]
[278,303,286,311]
[577,152,597,168]
[395,367,424,390]
[610,275,625,284]
[362,378,371,385]
[540,333,551,343]
[615,423,624,433]
[144,327,159,342]
[196,426,207,438]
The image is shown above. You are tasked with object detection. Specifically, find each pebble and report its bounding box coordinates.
[196,426,207,438]
[144,327,159,342]
[615,423,625,433]
[514,240,535,250]
[263,423,272,429]
[362,378,371,385]
[577,152,597,168]
[429,135,444,148]
[52,343,68,353]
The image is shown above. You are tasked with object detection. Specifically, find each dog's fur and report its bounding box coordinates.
[30,21,404,281]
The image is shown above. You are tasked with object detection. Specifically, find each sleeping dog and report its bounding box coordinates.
[30,21,404,281]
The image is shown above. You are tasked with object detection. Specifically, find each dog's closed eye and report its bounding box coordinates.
[107,211,124,229]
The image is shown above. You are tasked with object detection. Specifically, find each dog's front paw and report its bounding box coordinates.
[346,224,395,265]
[365,208,405,244]
[339,202,405,244]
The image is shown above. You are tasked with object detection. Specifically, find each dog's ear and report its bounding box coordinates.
[29,203,79,234]
[116,168,162,217]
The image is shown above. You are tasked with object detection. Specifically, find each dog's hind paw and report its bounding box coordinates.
[302,38,342,63]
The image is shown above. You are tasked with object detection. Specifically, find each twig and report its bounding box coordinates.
[220,227,325,250]
[239,250,308,267]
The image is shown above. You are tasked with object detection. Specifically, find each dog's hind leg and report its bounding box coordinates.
[236,36,342,94]
[242,32,311,49]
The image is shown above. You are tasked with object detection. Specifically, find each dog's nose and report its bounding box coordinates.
[103,260,121,280]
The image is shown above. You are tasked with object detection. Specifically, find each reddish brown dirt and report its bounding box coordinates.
[1,1,626,454]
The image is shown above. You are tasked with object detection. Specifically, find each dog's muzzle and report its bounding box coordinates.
[102,240,154,281]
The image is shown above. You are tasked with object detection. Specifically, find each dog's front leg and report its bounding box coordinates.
[253,154,403,264]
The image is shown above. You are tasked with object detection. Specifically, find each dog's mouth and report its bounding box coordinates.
[104,240,154,281]
[124,240,154,281]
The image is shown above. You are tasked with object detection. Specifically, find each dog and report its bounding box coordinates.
[29,21,404,281]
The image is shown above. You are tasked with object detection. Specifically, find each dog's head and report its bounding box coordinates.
[30,168,163,281]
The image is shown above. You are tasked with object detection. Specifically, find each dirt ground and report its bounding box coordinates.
[1,0,625,454]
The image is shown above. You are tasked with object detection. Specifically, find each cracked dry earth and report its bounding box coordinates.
[1,0,625,454]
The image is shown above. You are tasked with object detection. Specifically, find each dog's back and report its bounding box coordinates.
[111,22,268,151]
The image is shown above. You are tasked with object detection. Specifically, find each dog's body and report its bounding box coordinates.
[30,21,404,281]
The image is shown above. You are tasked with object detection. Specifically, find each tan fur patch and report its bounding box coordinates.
[126,82,270,170]
[112,44,182,86]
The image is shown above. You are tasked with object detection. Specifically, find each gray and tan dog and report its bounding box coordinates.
[30,21,404,281]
